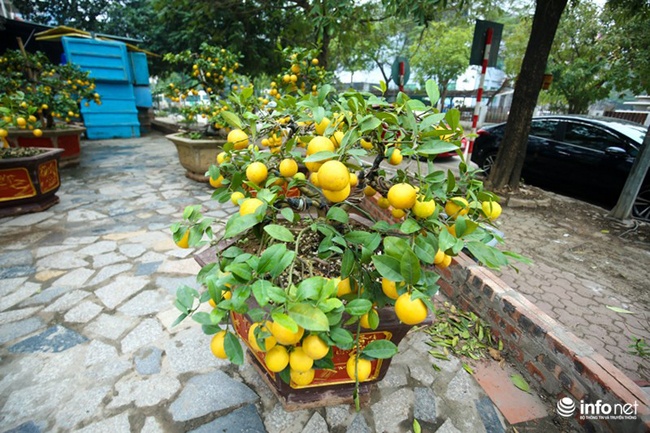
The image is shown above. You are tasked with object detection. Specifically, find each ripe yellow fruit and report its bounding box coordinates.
[305,161,323,173]
[16,117,26,127]
[209,175,225,188]
[346,355,372,381]
[392,208,406,219]
[439,254,452,268]
[280,159,298,177]
[445,197,469,219]
[315,117,330,135]
[337,278,353,297]
[290,74,298,83]
[413,200,435,219]
[447,224,457,237]
[307,136,335,156]
[176,230,190,248]
[0,129,7,138]
[387,184,417,209]
[210,331,227,359]
[388,148,403,165]
[363,186,377,197]
[377,197,390,209]
[248,322,276,352]
[240,198,264,216]
[310,172,320,187]
[271,322,304,345]
[231,191,245,205]
[291,368,315,386]
[349,173,358,187]
[395,293,428,325]
[360,138,373,150]
[482,201,502,220]
[312,58,319,65]
[291,64,300,74]
[33,129,43,138]
[246,162,268,184]
[360,308,377,329]
[302,335,329,360]
[266,345,290,372]
[289,347,313,372]
[318,161,349,191]
[381,278,403,300]
[322,184,351,203]
[28,115,36,123]
[331,130,345,148]
[227,129,249,149]
[433,249,445,264]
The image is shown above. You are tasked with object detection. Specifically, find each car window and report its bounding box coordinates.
[563,123,624,151]
[530,120,558,139]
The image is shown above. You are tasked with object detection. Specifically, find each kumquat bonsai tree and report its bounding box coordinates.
[170,77,529,406]
[0,50,99,142]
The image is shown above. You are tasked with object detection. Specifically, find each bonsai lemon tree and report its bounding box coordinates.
[170,78,527,402]
[0,50,99,144]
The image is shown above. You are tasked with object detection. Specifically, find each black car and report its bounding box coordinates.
[471,115,649,221]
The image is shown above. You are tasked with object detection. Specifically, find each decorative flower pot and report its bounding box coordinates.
[166,132,226,182]
[0,148,65,217]
[5,125,86,167]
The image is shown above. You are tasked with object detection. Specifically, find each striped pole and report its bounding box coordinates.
[465,27,494,161]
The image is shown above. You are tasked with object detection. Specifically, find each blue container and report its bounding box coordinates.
[134,86,153,108]
[61,37,131,82]
[129,52,150,86]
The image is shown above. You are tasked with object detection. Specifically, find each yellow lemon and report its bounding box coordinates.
[248,322,276,352]
[395,293,428,325]
[0,129,7,138]
[33,129,43,138]
[360,138,373,150]
[280,159,298,177]
[291,64,300,74]
[312,58,319,65]
[337,278,353,297]
[209,175,225,188]
[307,135,335,156]
[482,201,502,220]
[271,322,304,345]
[360,308,377,329]
[302,335,329,360]
[349,173,358,187]
[318,161,349,191]
[310,172,320,187]
[231,191,245,205]
[246,162,268,184]
[322,184,351,203]
[210,331,227,359]
[377,197,390,209]
[447,224,457,237]
[291,368,315,386]
[240,198,263,216]
[388,148,403,165]
[387,183,417,209]
[346,355,372,381]
[439,254,452,268]
[392,208,406,219]
[176,230,190,248]
[413,200,435,219]
[433,249,445,265]
[381,278,403,300]
[445,197,469,219]
[16,117,26,127]
[227,129,249,149]
[315,117,331,135]
[266,345,289,372]
[363,186,377,197]
[331,130,345,148]
[289,347,313,372]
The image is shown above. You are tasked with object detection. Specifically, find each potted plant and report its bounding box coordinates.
[0,50,100,166]
[162,43,248,182]
[0,146,65,217]
[169,79,524,409]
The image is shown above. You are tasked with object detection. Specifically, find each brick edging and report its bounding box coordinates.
[359,194,650,432]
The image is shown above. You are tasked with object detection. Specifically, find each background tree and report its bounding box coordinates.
[410,22,471,108]
[12,0,113,31]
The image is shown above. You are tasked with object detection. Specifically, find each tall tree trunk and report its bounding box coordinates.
[608,128,650,220]
[488,0,568,190]
[318,29,331,69]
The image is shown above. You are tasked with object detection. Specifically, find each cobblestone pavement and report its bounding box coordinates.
[0,133,508,432]
[496,204,650,383]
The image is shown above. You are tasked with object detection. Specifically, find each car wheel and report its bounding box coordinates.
[481,152,497,175]
[632,187,650,222]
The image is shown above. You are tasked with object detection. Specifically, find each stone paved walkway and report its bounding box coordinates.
[0,133,508,432]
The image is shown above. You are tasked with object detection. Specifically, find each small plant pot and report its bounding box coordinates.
[6,125,86,167]
[0,147,65,217]
[166,132,226,182]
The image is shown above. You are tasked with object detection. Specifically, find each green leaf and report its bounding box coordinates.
[359,116,381,133]
[400,218,420,234]
[413,419,422,433]
[401,249,421,285]
[439,229,456,252]
[271,312,298,332]
[425,79,440,106]
[417,140,459,155]
[330,327,354,349]
[251,280,272,306]
[222,111,243,129]
[361,340,398,359]
[414,236,436,264]
[192,312,213,325]
[463,363,475,375]
[345,299,372,316]
[605,306,635,314]
[304,151,337,162]
[224,332,244,365]
[372,255,404,282]
[420,113,446,131]
[340,249,354,279]
[264,224,295,242]
[297,277,325,301]
[267,285,288,303]
[510,374,530,393]
[445,109,460,131]
[224,214,258,238]
[171,313,187,327]
[258,244,287,274]
[289,303,330,331]
[327,207,349,224]
[383,236,410,259]
[281,207,295,222]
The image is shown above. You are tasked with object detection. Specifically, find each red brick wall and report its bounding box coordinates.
[360,195,650,432]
